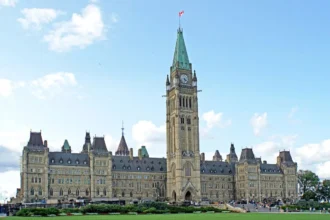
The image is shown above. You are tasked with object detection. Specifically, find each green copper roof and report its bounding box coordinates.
[63,139,71,150]
[140,146,149,158]
[172,28,190,71]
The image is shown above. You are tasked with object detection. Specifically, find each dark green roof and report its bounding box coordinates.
[172,28,190,71]
[63,140,71,150]
[140,146,149,158]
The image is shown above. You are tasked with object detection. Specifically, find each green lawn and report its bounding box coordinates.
[5,213,330,220]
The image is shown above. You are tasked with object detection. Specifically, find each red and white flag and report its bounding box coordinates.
[179,10,184,17]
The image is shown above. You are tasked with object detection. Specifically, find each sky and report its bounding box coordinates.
[0,0,330,199]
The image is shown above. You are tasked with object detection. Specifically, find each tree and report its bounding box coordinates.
[318,179,330,200]
[298,170,320,194]
[302,191,317,201]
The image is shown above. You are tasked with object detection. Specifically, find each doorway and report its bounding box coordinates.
[185,191,192,201]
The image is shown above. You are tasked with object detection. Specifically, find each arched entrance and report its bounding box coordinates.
[172,191,177,202]
[185,191,192,201]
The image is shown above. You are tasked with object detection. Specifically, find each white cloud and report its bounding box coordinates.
[30,72,77,99]
[316,161,330,179]
[250,112,267,136]
[288,107,298,119]
[104,135,119,153]
[18,8,63,30]
[44,3,105,52]
[294,139,330,165]
[202,110,232,129]
[132,121,166,157]
[90,0,99,3]
[0,170,20,200]
[0,79,14,97]
[0,0,17,7]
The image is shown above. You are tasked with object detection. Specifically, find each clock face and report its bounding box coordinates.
[180,74,188,84]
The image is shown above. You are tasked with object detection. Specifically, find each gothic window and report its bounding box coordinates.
[60,188,63,196]
[30,188,34,195]
[179,96,182,107]
[185,165,191,177]
[130,192,133,197]
[39,178,41,183]
[38,187,42,196]
[181,126,184,130]
[68,188,71,195]
[183,97,185,107]
[187,118,191,124]
[181,117,184,124]
[85,189,89,196]
[76,189,79,196]
[186,97,188,107]
[49,188,53,196]
[103,188,107,196]
[122,192,125,197]
[31,177,34,183]
[34,177,37,183]
[189,97,192,108]
[51,178,54,184]
[97,188,100,196]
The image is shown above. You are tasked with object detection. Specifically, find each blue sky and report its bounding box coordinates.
[0,0,330,198]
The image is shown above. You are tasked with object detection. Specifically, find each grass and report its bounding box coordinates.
[5,213,330,220]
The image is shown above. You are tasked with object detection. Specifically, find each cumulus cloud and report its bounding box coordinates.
[18,8,63,30]
[316,161,330,179]
[132,121,166,157]
[294,139,330,165]
[105,135,119,153]
[0,79,25,97]
[44,3,105,52]
[250,112,267,136]
[0,170,20,200]
[0,0,17,7]
[202,110,232,129]
[0,146,20,172]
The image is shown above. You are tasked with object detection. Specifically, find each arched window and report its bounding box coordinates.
[189,97,192,108]
[186,97,188,108]
[96,188,100,196]
[183,97,185,107]
[76,189,79,196]
[130,192,133,197]
[68,188,71,195]
[49,188,53,196]
[34,177,37,183]
[31,177,34,183]
[179,96,182,107]
[103,188,106,196]
[86,189,89,196]
[38,187,42,196]
[60,188,63,196]
[30,188,34,195]
[122,192,125,197]
[185,163,191,177]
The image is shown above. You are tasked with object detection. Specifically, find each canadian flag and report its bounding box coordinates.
[179,10,184,17]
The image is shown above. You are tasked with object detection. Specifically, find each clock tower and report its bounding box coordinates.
[166,28,201,202]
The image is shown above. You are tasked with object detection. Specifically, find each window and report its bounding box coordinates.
[51,178,54,184]
[130,192,133,197]
[103,188,107,196]
[86,189,89,196]
[68,160,71,164]
[60,188,63,196]
[185,166,191,177]
[38,187,42,196]
[122,192,125,197]
[189,98,192,108]
[39,178,41,183]
[76,189,79,196]
[97,188,100,196]
[31,177,34,183]
[51,159,55,163]
[49,188,53,196]
[59,159,63,164]
[181,117,184,124]
[76,160,79,164]
[68,188,71,195]
[187,118,191,124]
[84,160,87,165]
[30,188,34,195]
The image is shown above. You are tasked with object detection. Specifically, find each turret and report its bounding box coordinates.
[192,70,197,87]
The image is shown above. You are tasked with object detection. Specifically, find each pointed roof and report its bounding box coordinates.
[239,148,256,163]
[213,150,222,161]
[140,146,149,158]
[115,135,129,156]
[61,139,71,153]
[82,132,91,153]
[115,122,129,156]
[172,28,191,71]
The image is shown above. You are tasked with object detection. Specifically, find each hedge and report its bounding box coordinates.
[281,203,330,211]
[15,202,229,217]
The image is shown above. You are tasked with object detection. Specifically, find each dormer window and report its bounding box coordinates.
[151,166,154,171]
[120,160,123,163]
[137,166,141,171]
[123,166,126,170]
[202,169,205,173]
[59,159,63,164]
[112,165,116,170]
[67,160,71,164]
[76,160,79,164]
[160,167,164,171]
[146,166,150,171]
[83,160,87,165]
[51,159,55,163]
[128,166,131,170]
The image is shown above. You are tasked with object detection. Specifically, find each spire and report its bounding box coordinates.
[115,122,129,156]
[121,121,124,136]
[172,29,191,71]
[213,150,222,161]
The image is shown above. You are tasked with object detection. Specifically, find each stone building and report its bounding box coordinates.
[17,28,298,204]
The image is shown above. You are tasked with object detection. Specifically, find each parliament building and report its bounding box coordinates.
[17,28,298,204]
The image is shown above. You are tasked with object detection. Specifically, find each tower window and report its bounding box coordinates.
[189,98,192,108]
[181,117,184,124]
[187,118,191,124]
[181,126,185,131]
[179,96,182,107]
[183,97,185,107]
[186,97,188,107]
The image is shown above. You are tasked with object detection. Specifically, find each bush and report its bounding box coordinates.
[16,207,59,217]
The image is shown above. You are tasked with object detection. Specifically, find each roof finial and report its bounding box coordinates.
[178,10,184,29]
[121,120,124,136]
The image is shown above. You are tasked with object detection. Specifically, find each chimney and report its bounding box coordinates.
[129,148,133,160]
[138,148,142,160]
[263,160,267,164]
[201,153,205,162]
[44,140,48,148]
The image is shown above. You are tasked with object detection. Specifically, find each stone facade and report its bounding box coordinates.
[17,28,298,204]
